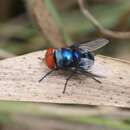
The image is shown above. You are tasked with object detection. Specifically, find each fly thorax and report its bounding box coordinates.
[54,48,73,68]
[73,50,81,63]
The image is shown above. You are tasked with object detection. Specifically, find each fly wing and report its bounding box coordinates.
[78,38,109,52]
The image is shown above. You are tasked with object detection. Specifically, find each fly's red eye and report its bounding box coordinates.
[45,48,55,69]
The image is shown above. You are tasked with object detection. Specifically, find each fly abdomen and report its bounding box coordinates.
[79,51,94,70]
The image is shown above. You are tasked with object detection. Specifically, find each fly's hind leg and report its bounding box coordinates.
[80,70,102,84]
[91,76,101,84]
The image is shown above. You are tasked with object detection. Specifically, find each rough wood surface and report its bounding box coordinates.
[0,51,130,108]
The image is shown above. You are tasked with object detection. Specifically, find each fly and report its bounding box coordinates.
[39,38,109,93]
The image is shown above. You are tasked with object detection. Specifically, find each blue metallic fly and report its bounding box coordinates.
[39,38,109,93]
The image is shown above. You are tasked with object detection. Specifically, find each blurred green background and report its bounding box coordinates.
[0,0,130,130]
[0,0,130,59]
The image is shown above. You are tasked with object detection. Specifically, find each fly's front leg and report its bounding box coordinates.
[63,72,75,94]
[39,68,58,82]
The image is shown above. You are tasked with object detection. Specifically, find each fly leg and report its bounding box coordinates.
[63,72,75,94]
[91,76,101,84]
[39,68,58,82]
[80,70,102,84]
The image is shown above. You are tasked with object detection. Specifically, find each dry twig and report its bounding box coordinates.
[78,0,130,39]
[26,0,65,48]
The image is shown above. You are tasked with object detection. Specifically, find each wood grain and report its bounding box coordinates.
[0,51,130,108]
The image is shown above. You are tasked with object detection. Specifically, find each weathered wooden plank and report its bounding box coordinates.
[0,51,130,107]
